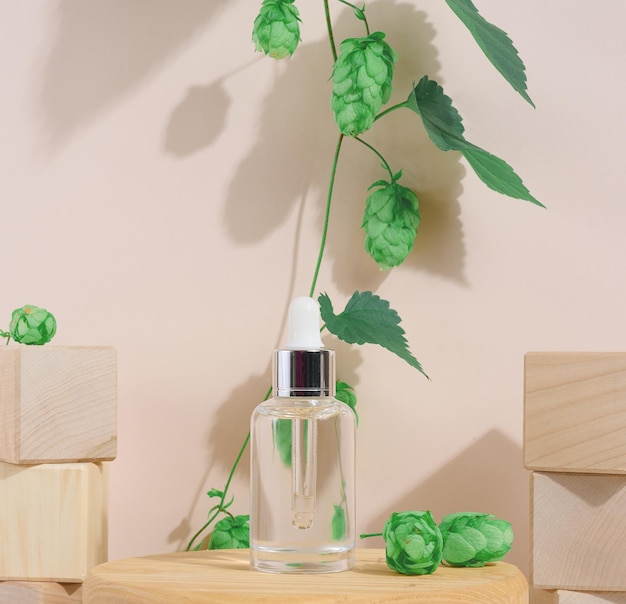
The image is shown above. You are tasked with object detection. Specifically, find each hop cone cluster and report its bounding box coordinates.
[208,514,250,550]
[439,512,513,567]
[362,176,420,270]
[383,511,443,575]
[9,305,57,345]
[252,0,301,59]
[331,32,398,136]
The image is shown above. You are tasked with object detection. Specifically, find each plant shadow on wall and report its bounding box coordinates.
[167,337,364,551]
[360,430,530,573]
[223,1,468,293]
[40,0,230,147]
[180,0,543,555]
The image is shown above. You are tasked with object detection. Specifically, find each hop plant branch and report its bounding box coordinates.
[309,133,344,298]
[189,0,541,549]
[336,0,370,34]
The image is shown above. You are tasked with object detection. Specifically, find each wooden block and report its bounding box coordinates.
[0,346,117,463]
[524,352,626,474]
[0,462,108,582]
[530,588,557,604]
[555,591,626,603]
[0,582,82,603]
[531,472,626,591]
[532,589,626,603]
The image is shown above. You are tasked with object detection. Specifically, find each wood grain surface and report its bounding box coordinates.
[0,581,82,604]
[0,346,117,464]
[83,549,527,603]
[531,472,626,591]
[524,352,626,474]
[0,462,108,582]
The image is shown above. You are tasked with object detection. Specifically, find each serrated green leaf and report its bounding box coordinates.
[444,0,534,106]
[406,77,543,207]
[405,76,466,152]
[319,291,427,378]
[462,146,544,207]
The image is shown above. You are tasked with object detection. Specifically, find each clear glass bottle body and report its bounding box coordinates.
[250,395,356,573]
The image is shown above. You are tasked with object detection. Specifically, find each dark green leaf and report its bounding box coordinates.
[462,146,544,207]
[444,0,534,106]
[405,76,466,152]
[319,291,427,378]
[406,77,543,207]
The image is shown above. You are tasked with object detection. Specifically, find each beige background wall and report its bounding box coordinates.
[2,1,625,575]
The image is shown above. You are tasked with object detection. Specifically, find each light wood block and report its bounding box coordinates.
[0,462,108,582]
[524,352,626,474]
[0,346,117,464]
[83,549,528,603]
[532,590,626,603]
[531,472,626,591]
[531,588,557,604]
[555,591,626,603]
[0,582,82,603]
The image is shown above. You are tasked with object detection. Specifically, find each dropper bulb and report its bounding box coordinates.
[286,297,324,349]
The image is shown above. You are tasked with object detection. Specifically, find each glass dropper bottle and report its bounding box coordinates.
[250,296,356,573]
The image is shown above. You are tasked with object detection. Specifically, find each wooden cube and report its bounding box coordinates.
[0,462,108,582]
[555,592,626,603]
[530,588,556,604]
[0,346,117,464]
[524,352,626,474]
[532,591,626,604]
[0,582,82,603]
[531,472,626,591]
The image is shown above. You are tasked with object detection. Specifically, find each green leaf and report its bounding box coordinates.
[207,488,224,499]
[319,291,428,378]
[274,419,292,467]
[332,504,347,541]
[335,381,358,425]
[462,146,544,207]
[406,77,543,207]
[444,0,534,106]
[405,76,466,151]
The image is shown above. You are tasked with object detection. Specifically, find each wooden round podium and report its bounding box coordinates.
[83,548,528,603]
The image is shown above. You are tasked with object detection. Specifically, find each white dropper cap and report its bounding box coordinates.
[274,297,335,397]
[286,297,324,349]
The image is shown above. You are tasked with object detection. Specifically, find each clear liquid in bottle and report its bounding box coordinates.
[250,395,356,573]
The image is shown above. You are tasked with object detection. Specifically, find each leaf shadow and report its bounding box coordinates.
[40,0,229,148]
[163,79,231,157]
[223,1,467,293]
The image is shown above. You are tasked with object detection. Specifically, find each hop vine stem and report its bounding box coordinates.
[309,133,344,298]
[190,0,359,550]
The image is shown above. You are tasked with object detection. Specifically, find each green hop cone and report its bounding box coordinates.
[383,510,443,575]
[330,31,398,136]
[9,305,57,345]
[208,514,250,550]
[362,174,420,270]
[439,512,514,567]
[252,0,301,59]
